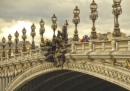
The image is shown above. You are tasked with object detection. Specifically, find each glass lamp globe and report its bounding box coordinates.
[52,14,57,22]
[31,23,36,30]
[113,0,122,3]
[40,19,44,26]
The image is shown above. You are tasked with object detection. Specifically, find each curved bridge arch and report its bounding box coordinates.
[5,62,130,91]
[5,63,62,91]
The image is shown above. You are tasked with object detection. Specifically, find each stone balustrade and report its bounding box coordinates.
[68,39,130,54]
[0,49,42,67]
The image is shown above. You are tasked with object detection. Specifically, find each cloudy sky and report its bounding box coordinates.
[0,0,130,46]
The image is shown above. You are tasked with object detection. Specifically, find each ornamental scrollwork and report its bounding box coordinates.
[109,57,116,65]
[64,62,130,89]
[87,56,94,62]
[123,59,130,69]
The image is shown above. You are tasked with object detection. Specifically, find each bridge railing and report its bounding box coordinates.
[0,49,43,67]
[69,39,130,53]
[116,39,128,51]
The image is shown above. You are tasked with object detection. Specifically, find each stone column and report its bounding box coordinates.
[0,77,2,91]
[2,77,5,91]
[1,77,3,91]
[5,77,8,88]
[8,76,11,84]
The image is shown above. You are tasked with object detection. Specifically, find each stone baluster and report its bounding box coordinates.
[111,40,116,51]
[82,44,85,52]
[71,43,75,53]
[89,42,93,52]
[116,41,119,51]
[8,34,12,59]
[102,42,105,51]
[93,42,95,51]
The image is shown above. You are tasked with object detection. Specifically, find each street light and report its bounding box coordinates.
[2,37,6,57]
[72,6,80,41]
[8,34,12,58]
[52,14,57,23]
[15,31,19,54]
[39,19,45,47]
[62,20,69,44]
[22,28,27,52]
[112,0,122,37]
[89,0,98,39]
[51,14,57,42]
[31,23,36,49]
[113,0,122,3]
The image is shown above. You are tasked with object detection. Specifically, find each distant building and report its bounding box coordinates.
[97,32,126,41]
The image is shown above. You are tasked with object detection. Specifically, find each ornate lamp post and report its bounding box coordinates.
[40,19,45,47]
[51,14,57,42]
[2,37,6,58]
[31,23,36,49]
[112,0,122,37]
[62,20,69,43]
[72,6,80,41]
[22,28,27,52]
[89,0,98,39]
[8,34,12,58]
[15,31,19,54]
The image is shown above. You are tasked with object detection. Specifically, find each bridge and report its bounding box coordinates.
[1,0,130,91]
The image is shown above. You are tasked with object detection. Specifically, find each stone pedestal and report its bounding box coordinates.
[15,54,19,60]
[31,49,37,58]
[1,57,7,61]
[22,52,28,60]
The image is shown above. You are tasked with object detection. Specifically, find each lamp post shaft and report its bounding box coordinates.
[112,1,122,37]
[90,0,98,39]
[73,6,80,41]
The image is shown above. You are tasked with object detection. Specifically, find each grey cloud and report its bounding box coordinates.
[0,0,130,41]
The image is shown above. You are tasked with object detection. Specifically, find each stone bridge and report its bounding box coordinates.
[0,1,130,90]
[0,38,130,91]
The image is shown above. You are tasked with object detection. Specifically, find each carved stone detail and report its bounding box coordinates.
[5,63,60,91]
[64,62,130,90]
[124,59,130,69]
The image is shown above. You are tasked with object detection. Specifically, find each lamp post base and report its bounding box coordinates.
[73,34,79,41]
